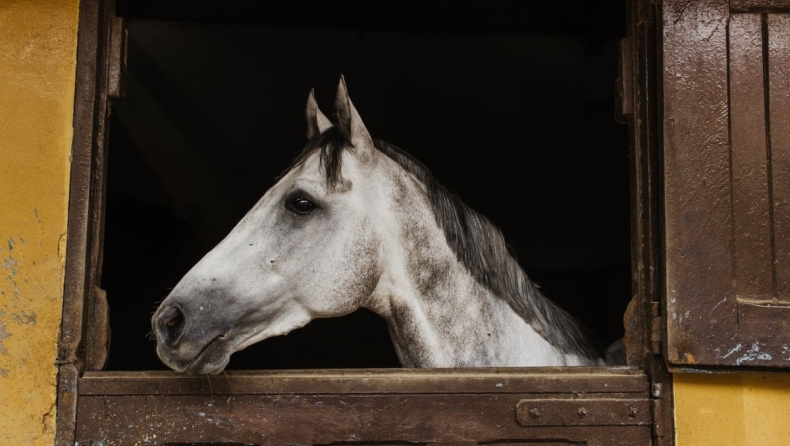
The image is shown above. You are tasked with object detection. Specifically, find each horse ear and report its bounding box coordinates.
[334,75,375,162]
[306,89,333,140]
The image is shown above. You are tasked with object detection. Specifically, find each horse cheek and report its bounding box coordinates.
[320,225,380,315]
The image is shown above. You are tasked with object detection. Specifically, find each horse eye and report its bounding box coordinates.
[287,196,315,214]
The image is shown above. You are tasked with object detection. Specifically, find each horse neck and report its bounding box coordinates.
[366,161,596,367]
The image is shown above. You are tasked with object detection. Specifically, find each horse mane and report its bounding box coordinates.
[283,127,605,361]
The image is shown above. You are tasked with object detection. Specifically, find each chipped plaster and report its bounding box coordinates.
[0,0,79,444]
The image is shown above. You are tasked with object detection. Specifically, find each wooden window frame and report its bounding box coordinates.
[55,1,674,445]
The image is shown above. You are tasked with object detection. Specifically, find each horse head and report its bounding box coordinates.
[153,77,609,374]
[152,77,387,374]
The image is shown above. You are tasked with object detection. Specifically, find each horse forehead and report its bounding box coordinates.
[290,149,371,190]
[292,152,341,182]
[264,156,329,197]
[280,154,323,183]
[300,151,324,174]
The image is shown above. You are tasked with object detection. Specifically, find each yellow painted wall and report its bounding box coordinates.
[674,373,790,446]
[0,0,80,445]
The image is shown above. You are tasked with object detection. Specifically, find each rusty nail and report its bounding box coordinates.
[628,407,638,417]
[578,407,588,418]
[529,408,541,419]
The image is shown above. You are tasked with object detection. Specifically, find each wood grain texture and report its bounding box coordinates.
[75,370,651,445]
[77,393,651,445]
[729,13,773,302]
[663,1,790,368]
[662,0,736,366]
[79,368,647,395]
[767,13,790,302]
[731,0,790,11]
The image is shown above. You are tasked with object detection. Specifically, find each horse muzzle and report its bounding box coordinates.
[152,304,232,375]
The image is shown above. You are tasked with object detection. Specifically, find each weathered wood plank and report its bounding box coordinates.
[729,13,773,301]
[767,13,790,302]
[76,394,652,446]
[663,0,736,365]
[664,1,790,368]
[731,0,790,11]
[79,368,647,396]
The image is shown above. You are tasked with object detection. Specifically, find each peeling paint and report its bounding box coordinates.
[722,343,743,359]
[735,342,772,365]
[2,255,19,276]
[41,402,56,435]
[11,310,36,325]
[2,263,22,298]
[711,296,727,312]
[679,367,714,374]
[0,319,10,355]
[57,232,66,261]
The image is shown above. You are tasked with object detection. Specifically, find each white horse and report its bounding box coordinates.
[152,77,617,374]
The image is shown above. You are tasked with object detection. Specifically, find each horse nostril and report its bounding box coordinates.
[166,311,183,328]
[158,306,185,345]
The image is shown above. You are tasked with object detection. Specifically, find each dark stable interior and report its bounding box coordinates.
[105,0,630,370]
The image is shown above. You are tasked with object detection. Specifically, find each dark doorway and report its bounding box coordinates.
[104,0,629,370]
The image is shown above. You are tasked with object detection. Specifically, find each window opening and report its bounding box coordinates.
[103,0,630,371]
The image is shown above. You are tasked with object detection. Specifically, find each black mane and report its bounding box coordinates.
[283,127,605,361]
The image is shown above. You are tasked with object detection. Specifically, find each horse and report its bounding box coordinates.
[152,77,619,374]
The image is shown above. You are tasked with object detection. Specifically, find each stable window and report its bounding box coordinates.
[105,4,631,372]
[57,1,676,445]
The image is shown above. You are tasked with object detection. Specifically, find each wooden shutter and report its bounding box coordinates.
[663,0,790,368]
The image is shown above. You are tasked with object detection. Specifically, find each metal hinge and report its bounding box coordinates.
[651,382,666,439]
[107,16,127,102]
[615,36,634,124]
[649,301,663,355]
[85,285,110,370]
